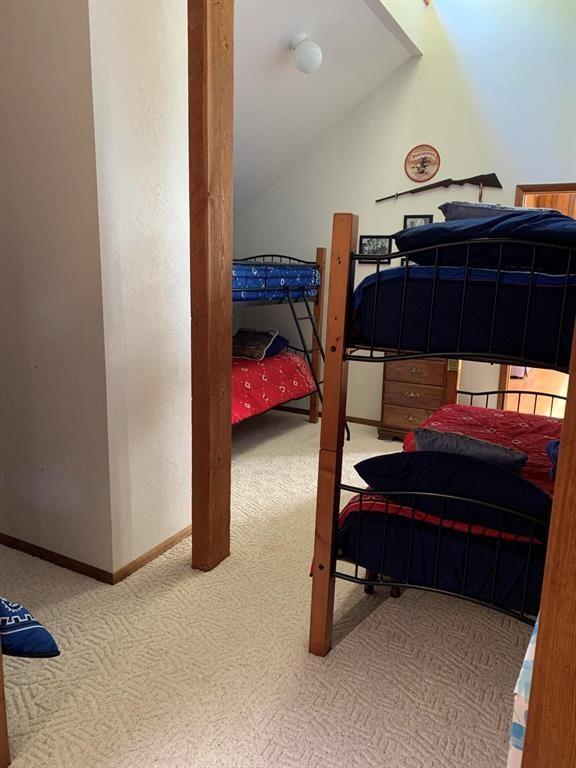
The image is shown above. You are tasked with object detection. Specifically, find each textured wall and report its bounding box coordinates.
[234,0,576,421]
[0,0,113,570]
[89,0,191,570]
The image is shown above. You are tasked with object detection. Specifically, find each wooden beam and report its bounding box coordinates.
[309,214,358,656]
[309,247,326,424]
[188,0,234,570]
[0,648,9,768]
[522,323,576,767]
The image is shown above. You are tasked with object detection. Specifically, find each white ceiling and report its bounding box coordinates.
[234,0,415,215]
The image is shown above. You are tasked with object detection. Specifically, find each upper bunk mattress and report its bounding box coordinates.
[351,266,576,371]
[232,351,316,425]
[232,261,320,303]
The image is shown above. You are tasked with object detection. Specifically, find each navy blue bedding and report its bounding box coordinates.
[232,261,320,302]
[393,211,576,273]
[351,266,576,370]
[354,452,551,539]
[337,510,545,616]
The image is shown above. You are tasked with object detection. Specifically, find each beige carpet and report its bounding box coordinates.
[1,412,531,768]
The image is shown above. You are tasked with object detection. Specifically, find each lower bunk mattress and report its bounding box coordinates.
[232,261,320,303]
[232,351,316,425]
[351,266,576,371]
[337,405,562,616]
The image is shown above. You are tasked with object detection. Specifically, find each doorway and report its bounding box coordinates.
[499,183,576,417]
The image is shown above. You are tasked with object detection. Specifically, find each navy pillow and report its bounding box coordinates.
[354,451,551,538]
[439,201,557,221]
[264,334,289,357]
[413,428,528,472]
[393,211,576,273]
[546,439,560,478]
[1,596,60,658]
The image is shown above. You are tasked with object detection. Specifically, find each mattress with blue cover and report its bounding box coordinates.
[351,266,576,371]
[232,261,320,302]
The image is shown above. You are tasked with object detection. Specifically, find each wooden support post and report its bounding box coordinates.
[522,323,576,767]
[0,649,9,768]
[188,0,234,570]
[309,214,358,656]
[309,246,326,424]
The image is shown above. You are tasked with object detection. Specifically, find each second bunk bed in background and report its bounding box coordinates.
[231,248,327,426]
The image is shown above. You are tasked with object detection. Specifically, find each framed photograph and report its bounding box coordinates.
[403,214,433,230]
[358,235,392,264]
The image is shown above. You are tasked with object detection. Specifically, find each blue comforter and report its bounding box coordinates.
[394,211,576,271]
[351,266,576,370]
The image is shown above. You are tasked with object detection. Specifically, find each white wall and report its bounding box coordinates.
[89,0,191,570]
[234,0,576,421]
[0,0,113,571]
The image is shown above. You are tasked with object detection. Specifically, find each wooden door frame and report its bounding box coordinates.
[499,183,576,401]
[188,0,234,570]
[514,182,576,204]
[522,323,576,766]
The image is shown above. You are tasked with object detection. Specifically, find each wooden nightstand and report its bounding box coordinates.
[378,358,459,440]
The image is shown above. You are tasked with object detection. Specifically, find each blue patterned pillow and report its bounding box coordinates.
[1,596,60,658]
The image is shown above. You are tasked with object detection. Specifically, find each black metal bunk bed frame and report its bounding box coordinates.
[234,254,325,402]
[309,213,574,656]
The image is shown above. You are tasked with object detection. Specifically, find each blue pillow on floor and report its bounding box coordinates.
[0,596,60,658]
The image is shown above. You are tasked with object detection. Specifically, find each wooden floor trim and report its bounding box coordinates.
[274,404,379,428]
[111,526,191,584]
[0,526,191,585]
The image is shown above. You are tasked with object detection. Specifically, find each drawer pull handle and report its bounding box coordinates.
[404,415,419,422]
[404,390,421,399]
[408,367,423,375]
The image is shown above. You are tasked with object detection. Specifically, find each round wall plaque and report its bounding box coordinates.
[404,144,441,183]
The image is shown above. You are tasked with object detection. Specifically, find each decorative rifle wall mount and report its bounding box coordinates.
[376,172,503,205]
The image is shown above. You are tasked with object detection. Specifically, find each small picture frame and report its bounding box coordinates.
[358,235,392,264]
[403,214,433,229]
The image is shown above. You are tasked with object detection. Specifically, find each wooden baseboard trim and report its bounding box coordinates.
[0,525,192,585]
[111,525,191,584]
[0,533,114,583]
[274,405,379,428]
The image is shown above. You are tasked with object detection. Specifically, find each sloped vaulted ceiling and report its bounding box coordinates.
[234,0,419,216]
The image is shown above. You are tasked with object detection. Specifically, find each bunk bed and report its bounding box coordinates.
[232,249,326,425]
[309,211,576,658]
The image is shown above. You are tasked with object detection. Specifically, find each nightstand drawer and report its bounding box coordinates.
[380,404,436,433]
[385,359,446,387]
[383,380,444,411]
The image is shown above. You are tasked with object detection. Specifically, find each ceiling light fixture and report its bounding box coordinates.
[290,33,323,75]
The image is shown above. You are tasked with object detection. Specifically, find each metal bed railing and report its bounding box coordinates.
[335,486,549,624]
[345,238,575,371]
[458,388,567,417]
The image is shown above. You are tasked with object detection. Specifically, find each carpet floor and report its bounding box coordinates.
[1,411,530,768]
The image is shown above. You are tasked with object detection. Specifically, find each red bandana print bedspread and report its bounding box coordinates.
[339,404,562,541]
[403,404,562,495]
[232,351,316,425]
